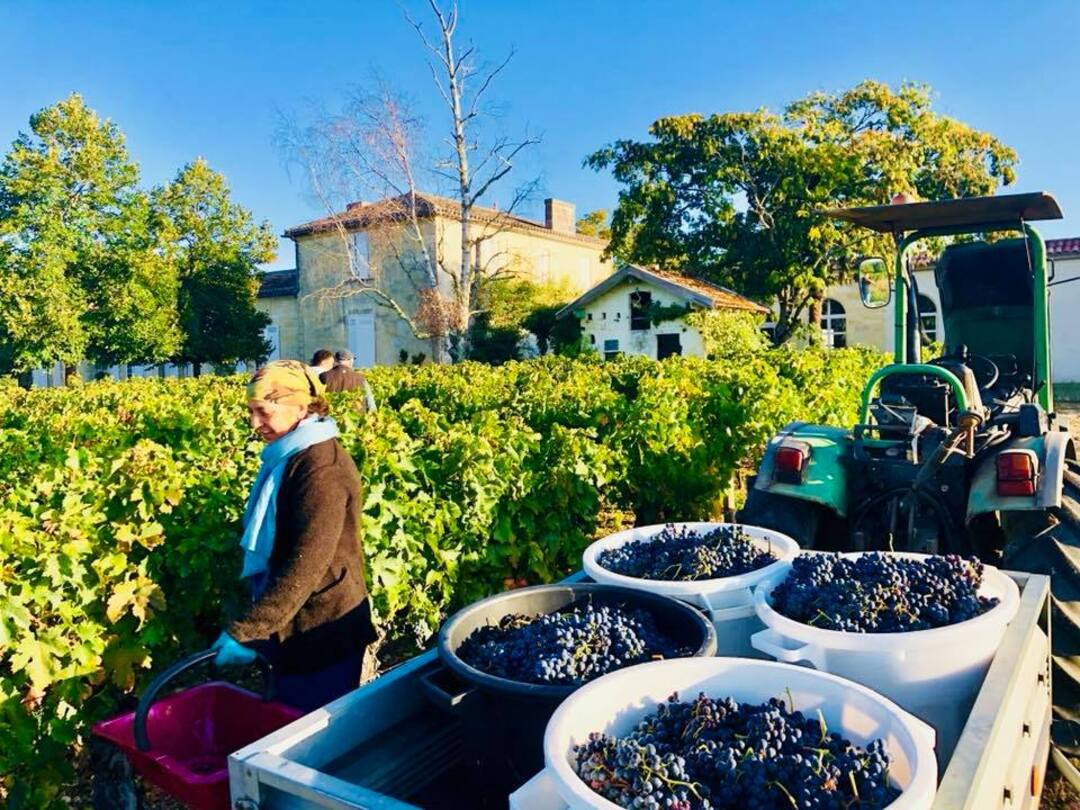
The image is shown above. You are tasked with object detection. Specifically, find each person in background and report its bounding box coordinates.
[211,360,376,712]
[320,349,377,412]
[308,348,334,379]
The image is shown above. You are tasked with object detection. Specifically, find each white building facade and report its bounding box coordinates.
[557,265,769,360]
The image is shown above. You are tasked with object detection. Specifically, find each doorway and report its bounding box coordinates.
[656,333,682,359]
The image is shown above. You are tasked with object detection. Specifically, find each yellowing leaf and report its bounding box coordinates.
[106,579,138,623]
[12,637,56,690]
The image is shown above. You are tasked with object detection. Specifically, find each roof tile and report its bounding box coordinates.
[284,191,605,246]
[642,267,769,313]
[257,269,299,298]
[1047,237,1080,257]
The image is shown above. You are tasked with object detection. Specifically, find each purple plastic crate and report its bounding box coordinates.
[93,681,302,810]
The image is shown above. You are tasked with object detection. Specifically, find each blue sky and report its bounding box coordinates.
[4,1,1078,269]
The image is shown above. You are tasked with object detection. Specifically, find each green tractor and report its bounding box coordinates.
[739,191,1079,754]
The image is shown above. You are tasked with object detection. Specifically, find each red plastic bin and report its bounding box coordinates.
[92,650,302,810]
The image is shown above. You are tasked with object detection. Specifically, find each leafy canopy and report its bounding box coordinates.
[469,276,581,361]
[575,209,612,241]
[0,94,181,372]
[153,158,276,370]
[0,96,275,377]
[587,81,1018,342]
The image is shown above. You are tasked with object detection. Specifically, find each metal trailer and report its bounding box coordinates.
[229,571,1051,810]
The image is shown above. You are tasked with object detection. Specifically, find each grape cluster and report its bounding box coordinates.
[597,524,776,582]
[771,552,999,633]
[456,602,693,685]
[574,692,899,810]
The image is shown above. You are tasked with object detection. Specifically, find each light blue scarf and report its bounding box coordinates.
[240,415,340,579]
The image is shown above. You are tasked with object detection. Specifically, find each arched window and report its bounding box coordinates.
[917,294,938,342]
[820,299,846,348]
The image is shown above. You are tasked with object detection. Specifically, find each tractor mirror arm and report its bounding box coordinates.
[1048,275,1080,288]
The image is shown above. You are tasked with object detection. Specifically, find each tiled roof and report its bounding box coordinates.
[1047,237,1080,257]
[257,269,299,298]
[283,192,606,246]
[556,264,769,319]
[642,267,770,313]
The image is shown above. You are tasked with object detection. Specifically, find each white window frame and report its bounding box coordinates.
[350,231,371,280]
[820,298,847,348]
[918,294,938,342]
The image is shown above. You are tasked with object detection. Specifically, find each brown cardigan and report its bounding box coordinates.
[320,365,370,394]
[229,437,375,674]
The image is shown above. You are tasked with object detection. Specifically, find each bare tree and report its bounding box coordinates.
[278,1,539,362]
[405,0,540,357]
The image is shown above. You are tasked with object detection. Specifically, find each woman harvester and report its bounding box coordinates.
[210,360,376,711]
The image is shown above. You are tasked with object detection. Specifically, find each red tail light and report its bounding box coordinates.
[775,442,810,484]
[996,450,1038,497]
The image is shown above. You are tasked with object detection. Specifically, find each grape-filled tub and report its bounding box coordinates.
[582,522,799,656]
[540,657,937,810]
[751,552,1020,763]
[427,583,717,800]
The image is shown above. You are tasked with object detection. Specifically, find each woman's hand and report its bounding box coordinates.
[211,631,257,667]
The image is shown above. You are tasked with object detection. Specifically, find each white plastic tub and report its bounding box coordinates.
[751,553,1020,763]
[582,522,799,656]
[542,657,937,810]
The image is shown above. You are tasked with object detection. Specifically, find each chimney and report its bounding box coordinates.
[544,198,575,234]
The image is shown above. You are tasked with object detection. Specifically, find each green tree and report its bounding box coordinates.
[575,209,612,241]
[468,276,580,360]
[587,81,1017,342]
[81,192,181,368]
[154,159,276,374]
[0,94,181,375]
[685,309,770,360]
[522,304,583,356]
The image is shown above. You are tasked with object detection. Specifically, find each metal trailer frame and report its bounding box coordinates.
[229,572,1051,810]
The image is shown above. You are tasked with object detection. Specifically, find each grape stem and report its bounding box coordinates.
[636,759,703,801]
[769,779,799,808]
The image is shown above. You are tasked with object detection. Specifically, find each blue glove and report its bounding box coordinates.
[211,631,257,667]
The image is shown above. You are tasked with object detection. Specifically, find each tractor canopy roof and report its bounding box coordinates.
[824,192,1061,234]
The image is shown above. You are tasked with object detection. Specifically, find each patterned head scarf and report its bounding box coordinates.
[247,360,325,407]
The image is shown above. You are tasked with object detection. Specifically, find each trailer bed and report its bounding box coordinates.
[229,571,1051,810]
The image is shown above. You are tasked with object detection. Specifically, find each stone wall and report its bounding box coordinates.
[281,214,613,366]
[255,296,302,360]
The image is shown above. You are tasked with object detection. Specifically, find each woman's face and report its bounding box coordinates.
[248,400,308,442]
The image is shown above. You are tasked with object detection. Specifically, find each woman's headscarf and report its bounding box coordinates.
[247,359,325,406]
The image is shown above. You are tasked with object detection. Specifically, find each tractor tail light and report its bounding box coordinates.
[996,450,1039,497]
[775,443,810,485]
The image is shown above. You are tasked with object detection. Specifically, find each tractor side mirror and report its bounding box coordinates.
[857,257,891,309]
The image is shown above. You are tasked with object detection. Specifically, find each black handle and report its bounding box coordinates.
[419,665,476,712]
[134,649,274,752]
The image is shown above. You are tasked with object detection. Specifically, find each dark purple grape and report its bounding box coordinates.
[573,692,901,809]
[598,524,776,582]
[771,552,999,633]
[457,603,693,685]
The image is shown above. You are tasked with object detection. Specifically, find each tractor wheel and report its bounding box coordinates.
[1002,459,1080,757]
[738,486,822,549]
